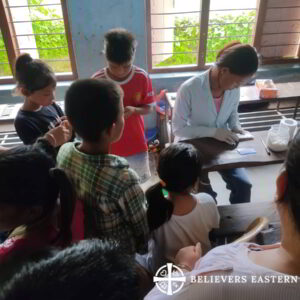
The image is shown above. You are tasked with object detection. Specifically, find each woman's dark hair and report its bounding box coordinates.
[280,130,300,232]
[15,53,56,93]
[146,143,202,231]
[216,41,259,76]
[104,28,136,64]
[0,140,74,244]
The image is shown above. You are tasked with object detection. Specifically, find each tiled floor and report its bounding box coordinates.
[141,153,282,205]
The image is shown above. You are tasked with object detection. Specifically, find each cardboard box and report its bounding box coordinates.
[255,79,278,99]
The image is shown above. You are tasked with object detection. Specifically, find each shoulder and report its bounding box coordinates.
[91,68,106,79]
[178,72,208,97]
[14,109,33,123]
[193,193,217,206]
[57,142,75,163]
[51,102,64,115]
[225,87,240,101]
[195,243,250,271]
[133,66,150,80]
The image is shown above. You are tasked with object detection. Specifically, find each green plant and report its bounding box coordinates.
[156,11,255,67]
[0,32,12,76]
[28,0,70,72]
[0,0,71,76]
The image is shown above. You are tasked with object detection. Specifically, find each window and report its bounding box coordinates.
[147,0,300,73]
[0,0,77,83]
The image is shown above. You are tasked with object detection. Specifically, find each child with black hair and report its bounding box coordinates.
[0,138,74,265]
[92,28,155,183]
[145,143,219,271]
[57,79,149,255]
[14,53,72,146]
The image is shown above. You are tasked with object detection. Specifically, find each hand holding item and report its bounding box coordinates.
[231,127,247,135]
[124,106,136,119]
[174,242,202,271]
[44,120,72,147]
[214,128,239,145]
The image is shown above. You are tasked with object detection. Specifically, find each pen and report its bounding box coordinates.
[260,137,271,155]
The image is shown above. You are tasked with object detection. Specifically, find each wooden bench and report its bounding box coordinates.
[211,201,280,245]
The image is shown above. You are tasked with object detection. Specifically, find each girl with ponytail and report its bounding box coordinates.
[0,138,75,263]
[145,143,219,271]
[13,53,72,146]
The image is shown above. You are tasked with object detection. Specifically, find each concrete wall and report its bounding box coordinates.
[67,0,147,78]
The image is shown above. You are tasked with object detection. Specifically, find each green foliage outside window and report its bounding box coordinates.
[0,33,12,76]
[0,0,71,77]
[156,11,256,67]
[28,0,71,73]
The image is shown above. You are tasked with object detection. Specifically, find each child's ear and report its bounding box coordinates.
[275,170,288,202]
[21,87,31,97]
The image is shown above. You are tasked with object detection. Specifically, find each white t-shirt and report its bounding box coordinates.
[151,193,219,271]
[145,243,300,300]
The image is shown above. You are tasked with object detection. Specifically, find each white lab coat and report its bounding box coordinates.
[172,69,241,142]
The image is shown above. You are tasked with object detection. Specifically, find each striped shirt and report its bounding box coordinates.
[57,142,149,254]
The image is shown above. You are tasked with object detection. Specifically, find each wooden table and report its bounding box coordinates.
[166,81,300,119]
[182,131,286,172]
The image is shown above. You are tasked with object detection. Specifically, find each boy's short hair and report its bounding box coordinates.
[1,239,140,300]
[65,79,123,143]
[104,28,136,63]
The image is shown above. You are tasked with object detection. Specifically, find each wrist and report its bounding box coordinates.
[44,132,57,147]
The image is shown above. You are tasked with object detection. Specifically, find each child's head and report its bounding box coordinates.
[0,141,74,243]
[65,79,124,144]
[104,28,137,80]
[1,239,142,300]
[14,53,56,106]
[158,143,202,192]
[146,143,202,231]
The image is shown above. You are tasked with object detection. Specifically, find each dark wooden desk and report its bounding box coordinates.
[182,131,286,172]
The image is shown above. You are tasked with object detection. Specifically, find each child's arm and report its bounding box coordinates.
[124,104,153,119]
[123,183,149,254]
[123,71,155,119]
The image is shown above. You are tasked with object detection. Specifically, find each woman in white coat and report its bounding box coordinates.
[172,42,259,204]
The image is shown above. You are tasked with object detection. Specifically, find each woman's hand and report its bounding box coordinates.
[44,120,72,147]
[232,127,248,135]
[174,242,202,271]
[214,128,239,145]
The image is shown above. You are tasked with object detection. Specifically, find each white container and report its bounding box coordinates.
[267,124,289,152]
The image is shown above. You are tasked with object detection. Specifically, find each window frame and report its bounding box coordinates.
[146,0,300,74]
[0,0,78,84]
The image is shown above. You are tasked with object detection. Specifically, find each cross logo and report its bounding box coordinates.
[153,263,186,295]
